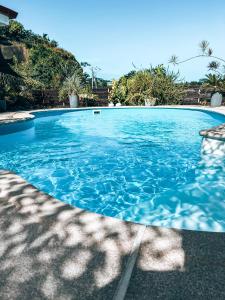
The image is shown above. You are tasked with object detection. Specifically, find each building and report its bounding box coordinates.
[0,5,18,26]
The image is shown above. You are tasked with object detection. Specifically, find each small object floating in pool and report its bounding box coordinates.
[93,110,101,115]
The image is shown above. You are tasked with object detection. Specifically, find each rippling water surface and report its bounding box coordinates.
[1,108,225,231]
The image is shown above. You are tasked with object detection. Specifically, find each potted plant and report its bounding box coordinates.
[60,73,83,108]
[108,102,114,107]
[210,92,223,107]
[144,96,157,106]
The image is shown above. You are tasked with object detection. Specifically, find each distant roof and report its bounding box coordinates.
[0,5,18,19]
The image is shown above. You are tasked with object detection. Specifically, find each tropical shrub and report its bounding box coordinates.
[149,66,184,105]
[0,73,21,102]
[110,65,184,105]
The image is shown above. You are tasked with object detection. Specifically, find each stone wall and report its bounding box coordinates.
[0,43,27,62]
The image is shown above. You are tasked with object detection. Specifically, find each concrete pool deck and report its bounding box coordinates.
[1,171,225,299]
[1,106,225,299]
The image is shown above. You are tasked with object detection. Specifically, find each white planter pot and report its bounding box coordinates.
[108,102,114,107]
[116,102,121,107]
[210,92,222,107]
[145,98,156,106]
[69,94,79,108]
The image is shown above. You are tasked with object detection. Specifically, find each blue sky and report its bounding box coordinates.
[3,0,225,81]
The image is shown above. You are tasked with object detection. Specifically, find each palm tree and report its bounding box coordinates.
[169,40,225,75]
[201,74,225,93]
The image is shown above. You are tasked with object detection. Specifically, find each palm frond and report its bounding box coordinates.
[208,61,220,71]
[199,40,209,54]
[207,48,213,56]
[169,55,178,65]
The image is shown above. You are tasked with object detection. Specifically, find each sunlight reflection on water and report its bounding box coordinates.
[1,108,225,232]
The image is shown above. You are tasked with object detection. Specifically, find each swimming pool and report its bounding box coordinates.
[1,108,225,232]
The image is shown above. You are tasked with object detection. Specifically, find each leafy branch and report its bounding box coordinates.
[169,40,225,74]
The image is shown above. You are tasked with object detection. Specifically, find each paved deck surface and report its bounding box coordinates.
[126,228,225,299]
[0,111,33,124]
[1,171,225,299]
[200,123,225,141]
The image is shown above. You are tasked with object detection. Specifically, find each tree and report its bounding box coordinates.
[201,74,225,93]
[169,40,225,76]
[0,73,21,103]
[6,21,24,40]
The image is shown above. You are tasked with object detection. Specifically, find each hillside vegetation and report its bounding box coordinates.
[0,20,85,108]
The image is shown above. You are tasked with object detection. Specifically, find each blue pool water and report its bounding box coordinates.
[1,108,225,232]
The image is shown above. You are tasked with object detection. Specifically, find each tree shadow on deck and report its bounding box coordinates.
[126,227,225,299]
[0,170,140,300]
[0,170,225,300]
